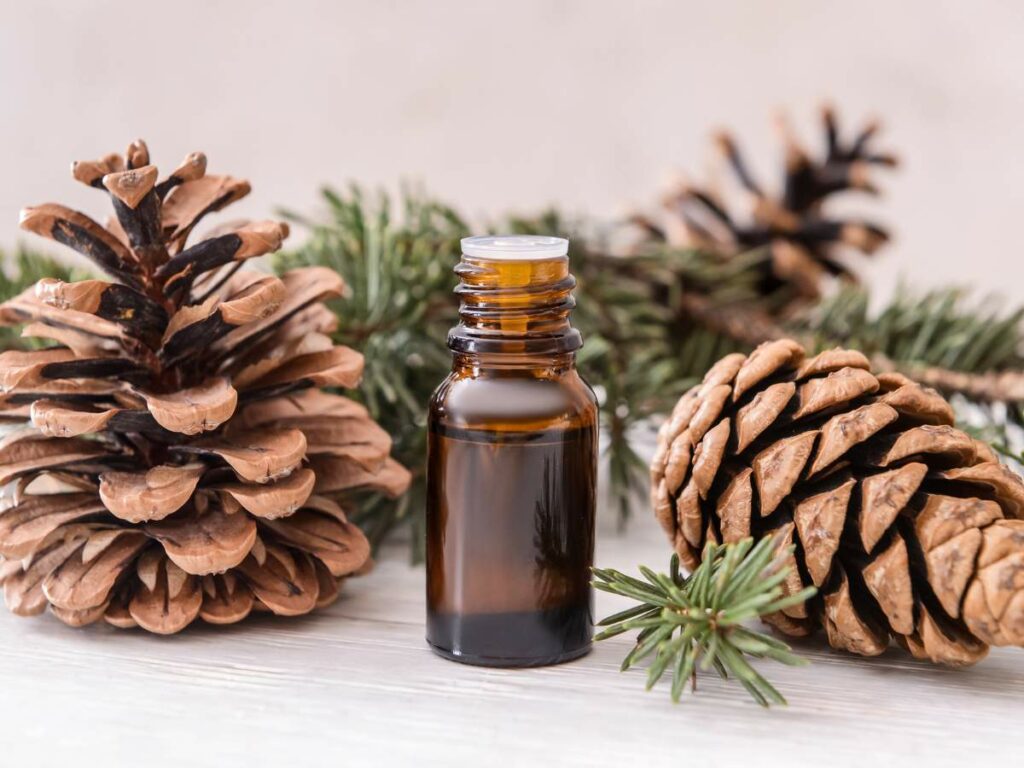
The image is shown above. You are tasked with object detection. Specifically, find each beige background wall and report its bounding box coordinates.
[2,0,1022,300]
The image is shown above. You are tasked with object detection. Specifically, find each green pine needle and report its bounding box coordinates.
[992,439,1024,466]
[275,185,469,560]
[798,284,1024,375]
[796,283,1024,434]
[593,537,816,707]
[0,246,85,349]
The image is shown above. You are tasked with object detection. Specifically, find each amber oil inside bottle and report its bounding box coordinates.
[426,236,598,667]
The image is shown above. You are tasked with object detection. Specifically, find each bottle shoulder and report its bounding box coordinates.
[430,369,598,432]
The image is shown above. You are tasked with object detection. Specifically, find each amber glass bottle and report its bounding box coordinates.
[426,235,598,667]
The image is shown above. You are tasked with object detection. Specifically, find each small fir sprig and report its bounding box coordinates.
[592,537,817,707]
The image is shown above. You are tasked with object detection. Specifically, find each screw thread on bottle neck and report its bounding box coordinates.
[448,236,582,356]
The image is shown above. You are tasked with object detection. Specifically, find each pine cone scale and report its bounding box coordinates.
[858,462,927,551]
[145,503,257,576]
[0,492,105,559]
[42,530,148,612]
[861,533,914,634]
[965,520,1024,644]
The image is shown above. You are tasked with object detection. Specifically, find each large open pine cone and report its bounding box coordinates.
[0,140,410,633]
[651,339,1024,665]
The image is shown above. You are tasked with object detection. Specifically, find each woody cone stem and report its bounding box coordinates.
[651,340,1024,665]
[0,140,410,633]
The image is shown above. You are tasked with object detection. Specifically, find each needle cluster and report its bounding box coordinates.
[593,536,816,707]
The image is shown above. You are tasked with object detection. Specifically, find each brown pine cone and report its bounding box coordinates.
[651,339,1024,665]
[641,107,897,305]
[0,140,410,633]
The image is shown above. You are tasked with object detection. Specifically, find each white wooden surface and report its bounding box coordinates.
[0,513,1020,767]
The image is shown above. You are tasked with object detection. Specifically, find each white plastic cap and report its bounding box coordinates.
[461,235,568,260]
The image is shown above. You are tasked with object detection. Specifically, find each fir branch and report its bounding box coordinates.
[593,537,816,707]
[503,213,768,524]
[275,191,797,543]
[503,211,693,524]
[276,185,469,559]
[797,284,1024,406]
[804,284,1024,373]
[274,187,1024,549]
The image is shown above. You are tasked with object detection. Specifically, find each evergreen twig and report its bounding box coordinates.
[272,188,1024,551]
[797,284,1024,413]
[502,212,695,525]
[276,185,469,559]
[593,536,816,707]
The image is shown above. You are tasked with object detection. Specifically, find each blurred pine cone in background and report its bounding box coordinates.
[633,107,897,312]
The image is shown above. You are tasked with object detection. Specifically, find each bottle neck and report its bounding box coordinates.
[452,351,577,376]
[447,254,583,359]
